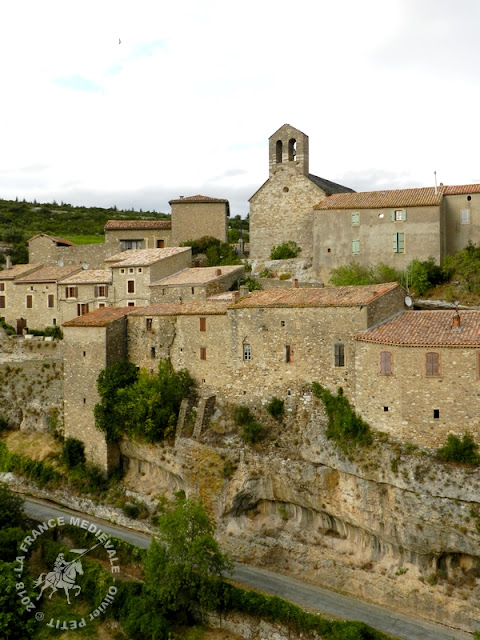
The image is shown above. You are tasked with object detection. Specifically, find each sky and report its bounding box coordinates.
[1,0,480,217]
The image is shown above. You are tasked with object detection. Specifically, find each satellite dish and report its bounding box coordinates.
[82,263,88,270]
[405,296,413,308]
[57,260,64,267]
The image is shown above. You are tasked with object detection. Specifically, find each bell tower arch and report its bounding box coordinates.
[269,124,309,177]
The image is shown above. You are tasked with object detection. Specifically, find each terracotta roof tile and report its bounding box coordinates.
[443,184,480,195]
[357,310,480,347]
[104,219,171,230]
[15,265,82,283]
[129,300,229,316]
[63,306,138,327]
[105,247,190,266]
[231,283,401,309]
[169,195,229,204]
[59,269,112,284]
[0,264,43,280]
[150,265,243,286]
[315,187,444,210]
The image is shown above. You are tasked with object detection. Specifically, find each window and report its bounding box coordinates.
[352,239,360,255]
[120,269,125,274]
[191,287,195,295]
[286,344,294,363]
[200,317,206,332]
[0,283,4,292]
[156,239,165,248]
[288,138,296,161]
[280,320,286,327]
[146,318,153,331]
[127,302,135,307]
[384,406,389,412]
[77,303,89,316]
[351,212,359,225]
[243,343,251,361]
[120,239,143,251]
[94,285,108,298]
[380,351,392,375]
[128,268,134,274]
[461,209,471,224]
[47,294,54,308]
[98,303,105,308]
[433,409,440,419]
[127,280,135,294]
[138,268,142,273]
[334,343,345,367]
[52,318,57,325]
[150,346,156,359]
[393,232,404,253]
[426,352,440,377]
[200,347,207,360]
[26,295,33,309]
[0,296,5,309]
[276,140,283,164]
[65,286,78,299]
[391,209,406,221]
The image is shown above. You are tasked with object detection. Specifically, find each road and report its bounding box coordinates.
[23,497,472,640]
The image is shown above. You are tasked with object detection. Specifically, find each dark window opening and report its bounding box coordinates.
[127,280,135,294]
[334,343,345,367]
[288,138,296,161]
[384,406,389,412]
[146,318,153,331]
[276,140,283,163]
[150,346,156,359]
[286,344,294,363]
[157,239,165,248]
[433,409,440,419]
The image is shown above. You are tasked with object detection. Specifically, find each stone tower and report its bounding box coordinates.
[268,124,309,177]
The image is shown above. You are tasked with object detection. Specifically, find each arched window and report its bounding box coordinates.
[288,138,296,161]
[276,140,283,164]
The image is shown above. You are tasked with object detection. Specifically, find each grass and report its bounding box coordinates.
[62,235,105,245]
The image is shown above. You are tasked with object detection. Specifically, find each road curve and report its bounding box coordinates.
[23,497,471,640]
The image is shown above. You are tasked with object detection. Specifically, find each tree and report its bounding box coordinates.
[0,562,36,639]
[0,483,25,529]
[144,496,233,618]
[94,361,139,441]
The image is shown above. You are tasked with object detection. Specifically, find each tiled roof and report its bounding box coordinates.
[308,174,355,195]
[28,233,76,246]
[15,265,82,283]
[150,265,243,286]
[169,195,229,204]
[104,219,171,230]
[105,247,190,266]
[315,187,444,210]
[63,306,138,327]
[357,310,480,347]
[443,184,480,195]
[59,269,112,285]
[129,300,229,316]
[0,264,43,280]
[231,283,401,309]
[208,291,239,301]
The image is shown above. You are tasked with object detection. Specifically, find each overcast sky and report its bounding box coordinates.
[1,0,479,217]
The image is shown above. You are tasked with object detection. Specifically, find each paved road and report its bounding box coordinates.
[23,497,472,640]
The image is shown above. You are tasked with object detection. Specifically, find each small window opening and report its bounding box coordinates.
[288,138,296,161]
[283,186,289,193]
[287,389,291,396]
[280,320,286,327]
[150,346,156,359]
[286,344,294,363]
[276,140,283,164]
[467,195,472,201]
[243,343,251,361]
[146,318,153,331]
[433,409,440,419]
[334,343,345,367]
[191,287,195,295]
[327,248,331,253]
[83,398,86,404]
[83,351,86,357]
[52,318,56,325]
[384,406,389,412]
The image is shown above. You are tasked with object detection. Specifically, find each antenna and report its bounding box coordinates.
[434,170,438,196]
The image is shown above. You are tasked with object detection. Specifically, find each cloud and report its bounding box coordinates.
[54,75,103,93]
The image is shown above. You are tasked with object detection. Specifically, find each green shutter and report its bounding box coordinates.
[390,210,395,222]
[398,233,404,252]
[402,209,407,221]
[393,233,398,252]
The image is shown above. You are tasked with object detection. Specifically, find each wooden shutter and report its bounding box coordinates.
[335,343,345,367]
[200,317,206,332]
[426,352,439,376]
[380,351,392,375]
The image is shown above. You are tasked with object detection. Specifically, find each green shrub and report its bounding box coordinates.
[0,318,15,336]
[437,432,480,465]
[240,276,261,291]
[123,500,149,520]
[313,384,372,447]
[44,326,63,340]
[0,417,12,433]
[258,267,273,278]
[329,262,373,286]
[241,420,266,444]
[270,241,301,260]
[279,272,291,280]
[443,242,480,293]
[234,405,253,425]
[266,397,284,421]
[62,437,86,467]
[406,257,448,296]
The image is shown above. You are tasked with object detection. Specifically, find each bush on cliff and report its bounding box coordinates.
[437,432,480,465]
[313,384,372,447]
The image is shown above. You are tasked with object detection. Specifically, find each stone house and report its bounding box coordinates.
[58,269,113,323]
[169,195,229,245]
[0,263,44,332]
[104,219,172,250]
[105,247,192,307]
[4,265,82,332]
[28,233,113,269]
[249,124,353,261]
[355,309,480,447]
[28,234,76,265]
[149,265,245,303]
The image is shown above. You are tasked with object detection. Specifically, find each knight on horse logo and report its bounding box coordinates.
[34,543,101,604]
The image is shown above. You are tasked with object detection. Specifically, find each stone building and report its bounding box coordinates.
[355,309,480,447]
[170,195,229,245]
[249,124,353,261]
[58,269,113,323]
[104,219,172,250]
[149,265,244,303]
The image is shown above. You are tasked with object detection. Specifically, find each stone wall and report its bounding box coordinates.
[104,227,172,249]
[444,192,480,256]
[171,201,227,245]
[355,341,480,446]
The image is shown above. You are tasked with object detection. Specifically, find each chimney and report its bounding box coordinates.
[239,285,250,297]
[452,310,461,329]
[292,278,299,288]
[232,291,240,302]
[215,268,222,276]
[5,256,12,270]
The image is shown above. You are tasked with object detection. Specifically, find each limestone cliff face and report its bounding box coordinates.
[120,397,480,633]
